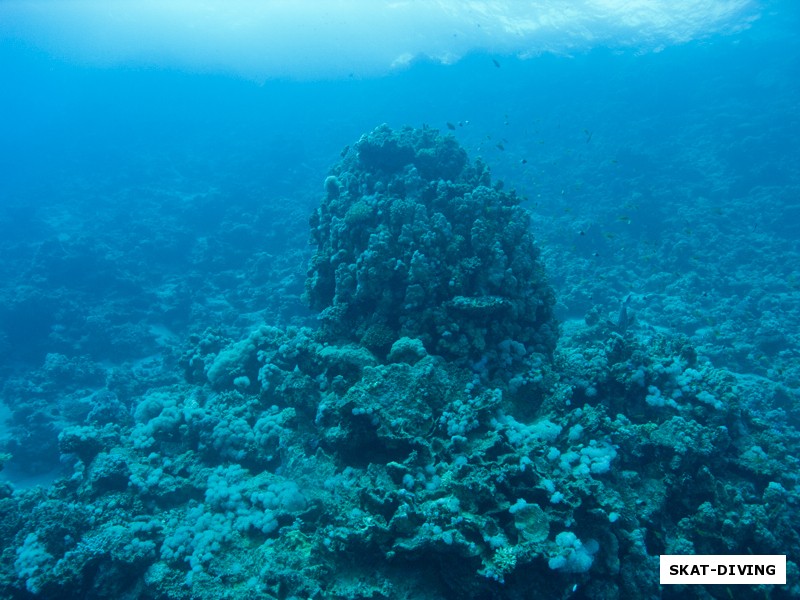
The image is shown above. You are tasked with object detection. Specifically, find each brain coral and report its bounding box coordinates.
[305,124,557,370]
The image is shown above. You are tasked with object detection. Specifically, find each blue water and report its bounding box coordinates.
[1,2,798,598]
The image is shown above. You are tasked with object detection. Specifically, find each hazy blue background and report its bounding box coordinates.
[2,0,794,214]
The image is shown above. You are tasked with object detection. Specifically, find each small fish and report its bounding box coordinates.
[520,159,527,164]
[492,58,501,68]
[584,129,593,143]
[340,145,350,157]
[496,143,505,151]
[616,294,632,333]
[446,122,456,130]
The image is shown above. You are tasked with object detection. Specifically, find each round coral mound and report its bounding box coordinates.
[305,124,557,370]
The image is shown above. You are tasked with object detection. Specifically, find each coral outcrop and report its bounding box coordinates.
[305,124,557,370]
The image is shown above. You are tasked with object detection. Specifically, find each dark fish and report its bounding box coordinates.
[496,143,505,151]
[340,145,350,157]
[616,294,632,333]
[520,159,527,164]
[492,58,501,68]
[446,122,456,130]
[584,129,593,143]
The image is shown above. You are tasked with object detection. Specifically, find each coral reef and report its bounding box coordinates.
[0,126,798,599]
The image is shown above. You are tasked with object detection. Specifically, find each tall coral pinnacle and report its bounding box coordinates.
[305,124,557,371]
